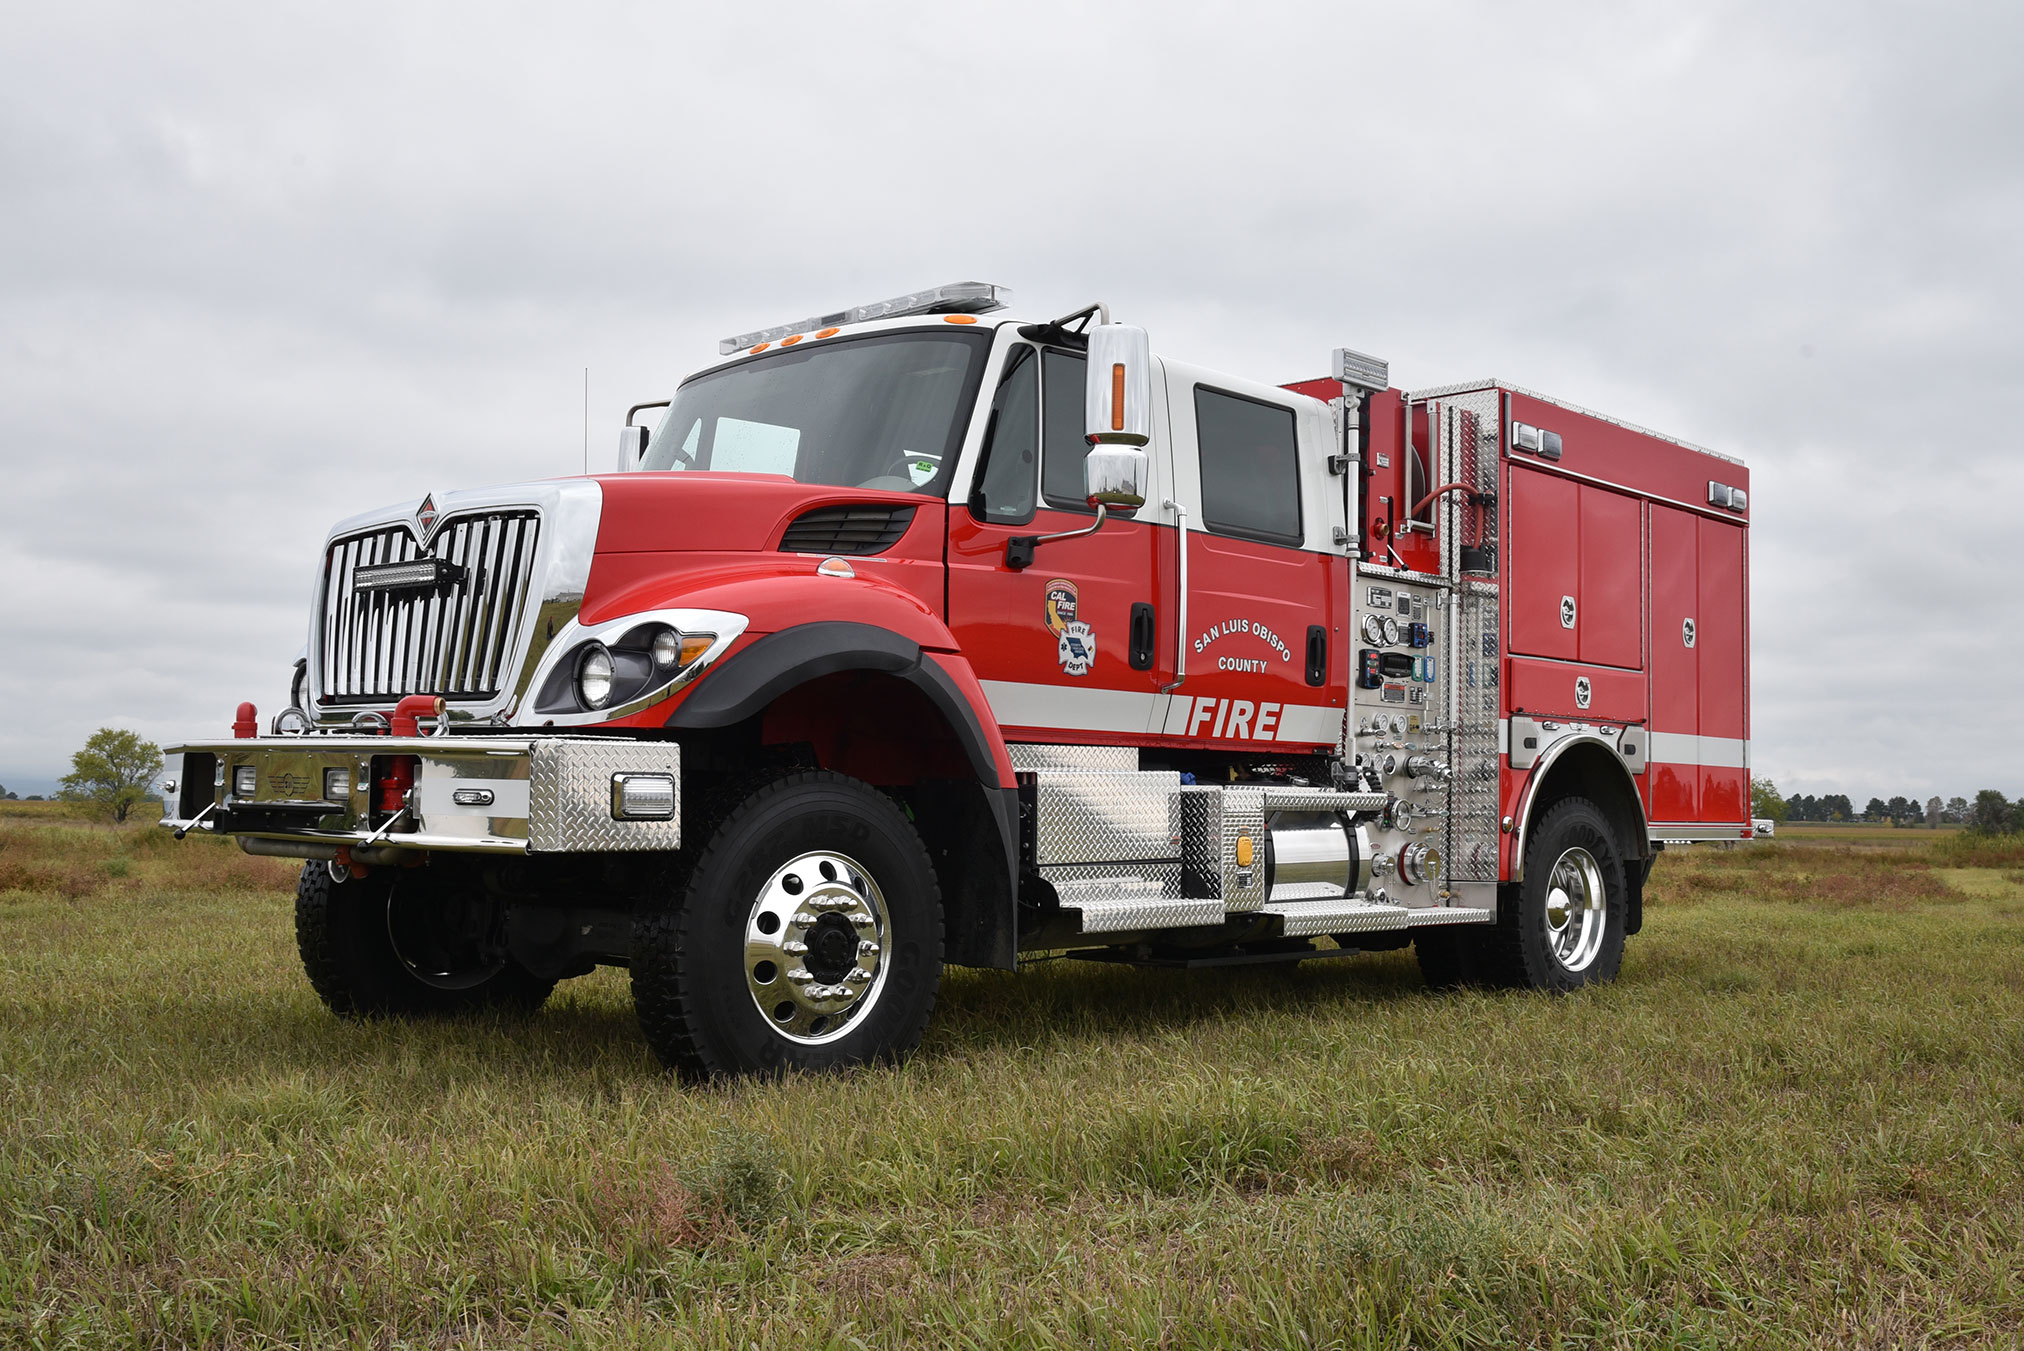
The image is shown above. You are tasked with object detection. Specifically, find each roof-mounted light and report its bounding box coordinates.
[719,281,1012,355]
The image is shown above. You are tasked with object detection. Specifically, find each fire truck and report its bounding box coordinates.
[161,282,1751,1079]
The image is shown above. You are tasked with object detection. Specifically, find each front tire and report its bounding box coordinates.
[294,863,555,1017]
[631,770,943,1080]
[1483,796,1628,991]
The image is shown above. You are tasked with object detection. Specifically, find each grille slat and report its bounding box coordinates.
[318,509,541,704]
[779,504,916,556]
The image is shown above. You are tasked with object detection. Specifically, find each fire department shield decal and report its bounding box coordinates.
[1044,579,1095,676]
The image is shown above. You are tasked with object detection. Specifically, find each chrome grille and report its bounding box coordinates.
[319,511,542,702]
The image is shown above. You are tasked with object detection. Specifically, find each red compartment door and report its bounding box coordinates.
[1697,517,1748,822]
[1578,486,1644,669]
[1647,505,1699,822]
[1508,467,1579,660]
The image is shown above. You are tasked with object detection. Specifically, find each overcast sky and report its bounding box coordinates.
[2,0,2018,804]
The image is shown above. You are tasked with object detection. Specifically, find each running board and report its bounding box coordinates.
[1053,878,1226,934]
[1262,897,1495,937]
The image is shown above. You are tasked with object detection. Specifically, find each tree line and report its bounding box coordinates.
[1752,778,2024,831]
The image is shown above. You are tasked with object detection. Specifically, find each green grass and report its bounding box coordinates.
[3,820,2022,1347]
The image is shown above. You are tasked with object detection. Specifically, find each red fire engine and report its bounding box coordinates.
[162,282,1750,1079]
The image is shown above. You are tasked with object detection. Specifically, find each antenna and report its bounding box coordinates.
[582,367,589,474]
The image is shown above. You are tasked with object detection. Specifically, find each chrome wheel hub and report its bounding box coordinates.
[744,850,890,1044]
[1541,845,1607,974]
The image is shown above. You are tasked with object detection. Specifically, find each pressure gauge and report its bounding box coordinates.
[1362,614,1385,644]
[1382,616,1401,646]
[1390,714,1407,735]
[1380,753,1399,776]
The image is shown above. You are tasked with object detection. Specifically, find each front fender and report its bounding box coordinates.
[581,558,957,653]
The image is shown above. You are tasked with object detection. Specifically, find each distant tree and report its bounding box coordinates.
[1751,777,1788,823]
[1822,794,1853,822]
[1885,796,1917,826]
[1863,797,1888,822]
[58,728,163,824]
[1968,790,2013,835]
[1926,796,1943,828]
[0,784,15,800]
[24,795,43,801]
[1945,796,1970,824]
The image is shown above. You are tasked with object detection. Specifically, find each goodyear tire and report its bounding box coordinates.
[294,862,555,1017]
[631,770,943,1080]
[1483,796,1628,991]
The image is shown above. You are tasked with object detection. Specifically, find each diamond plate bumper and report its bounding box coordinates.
[160,734,681,855]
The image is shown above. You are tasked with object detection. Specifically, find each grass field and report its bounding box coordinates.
[3,803,2022,1348]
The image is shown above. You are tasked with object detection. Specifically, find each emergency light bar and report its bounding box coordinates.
[719,282,1012,354]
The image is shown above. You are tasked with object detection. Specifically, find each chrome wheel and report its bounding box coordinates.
[1541,846,1607,974]
[743,850,891,1045]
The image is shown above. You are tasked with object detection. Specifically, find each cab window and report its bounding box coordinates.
[1040,349,1093,511]
[971,346,1038,524]
[1195,386,1302,545]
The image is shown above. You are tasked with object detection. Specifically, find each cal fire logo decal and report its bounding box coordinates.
[1044,579,1096,677]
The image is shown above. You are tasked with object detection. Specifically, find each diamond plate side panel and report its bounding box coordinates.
[1008,744,1137,772]
[1440,385,1504,886]
[527,740,681,852]
[1033,770,1180,865]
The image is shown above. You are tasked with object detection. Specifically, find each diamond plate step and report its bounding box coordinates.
[1261,897,1411,936]
[1404,906,1495,927]
[1052,878,1226,934]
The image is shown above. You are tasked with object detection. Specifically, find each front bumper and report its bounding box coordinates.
[161,735,681,858]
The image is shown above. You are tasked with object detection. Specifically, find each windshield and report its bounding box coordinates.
[642,330,993,494]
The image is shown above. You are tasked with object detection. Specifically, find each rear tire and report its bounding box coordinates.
[1482,796,1627,991]
[294,863,555,1017]
[631,770,943,1080]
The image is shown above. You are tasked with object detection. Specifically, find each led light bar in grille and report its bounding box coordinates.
[719,282,1011,354]
[353,558,466,592]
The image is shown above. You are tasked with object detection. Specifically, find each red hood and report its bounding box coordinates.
[588,473,934,553]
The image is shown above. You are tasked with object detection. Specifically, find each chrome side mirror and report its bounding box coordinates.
[617,425,648,472]
[1084,443,1147,517]
[1085,323,1152,447]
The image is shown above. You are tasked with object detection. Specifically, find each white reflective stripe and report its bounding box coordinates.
[983,682,1343,743]
[1646,732,1749,768]
[1275,702,1346,744]
[980,681,1162,735]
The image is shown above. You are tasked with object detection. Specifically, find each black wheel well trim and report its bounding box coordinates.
[1510,735,1650,884]
[662,619,1018,914]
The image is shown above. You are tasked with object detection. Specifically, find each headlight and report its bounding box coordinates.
[651,627,715,671]
[576,643,615,709]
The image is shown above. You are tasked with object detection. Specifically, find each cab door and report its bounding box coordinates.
[1152,370,1346,752]
[945,341,1173,741]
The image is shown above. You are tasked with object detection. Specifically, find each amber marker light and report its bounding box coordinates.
[815,557,856,579]
[781,334,803,346]
[815,327,840,339]
[1111,363,1126,432]
[943,314,978,324]
[750,342,770,353]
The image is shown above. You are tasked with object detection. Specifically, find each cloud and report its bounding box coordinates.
[2,0,2021,803]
